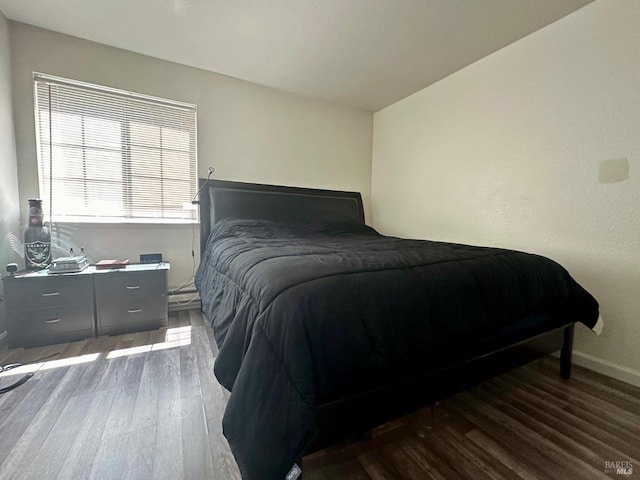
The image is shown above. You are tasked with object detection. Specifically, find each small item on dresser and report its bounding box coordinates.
[96,259,130,269]
[49,255,89,273]
[139,253,163,264]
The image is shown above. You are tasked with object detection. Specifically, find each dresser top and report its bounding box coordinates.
[4,262,170,280]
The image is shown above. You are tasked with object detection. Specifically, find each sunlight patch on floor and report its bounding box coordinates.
[0,326,193,375]
[0,352,100,377]
[106,326,192,359]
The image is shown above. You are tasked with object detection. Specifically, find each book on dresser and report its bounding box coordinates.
[96,259,130,269]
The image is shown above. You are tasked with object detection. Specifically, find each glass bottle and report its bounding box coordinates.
[24,198,51,270]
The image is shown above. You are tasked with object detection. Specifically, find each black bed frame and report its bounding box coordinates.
[197,178,574,457]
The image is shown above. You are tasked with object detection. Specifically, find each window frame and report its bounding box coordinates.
[33,72,198,225]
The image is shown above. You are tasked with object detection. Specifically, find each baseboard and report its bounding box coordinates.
[572,349,640,388]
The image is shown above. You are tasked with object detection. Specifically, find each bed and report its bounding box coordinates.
[194,179,600,480]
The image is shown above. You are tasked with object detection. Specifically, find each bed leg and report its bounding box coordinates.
[427,403,435,429]
[560,324,574,379]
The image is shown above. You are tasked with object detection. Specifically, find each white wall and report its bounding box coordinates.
[0,11,20,335]
[372,0,640,384]
[9,22,373,288]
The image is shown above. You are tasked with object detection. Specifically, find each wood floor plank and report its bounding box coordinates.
[90,351,130,394]
[182,393,215,480]
[149,327,168,345]
[54,337,90,360]
[533,359,640,413]
[0,373,61,468]
[308,455,373,480]
[358,444,419,480]
[427,422,527,480]
[151,348,184,480]
[0,364,88,478]
[464,429,555,480]
[19,390,96,480]
[452,389,612,480]
[7,343,62,365]
[122,425,157,480]
[56,389,118,480]
[409,419,500,480]
[398,439,464,480]
[87,354,147,480]
[91,428,155,480]
[511,365,640,438]
[479,380,639,476]
[488,375,640,462]
[177,310,192,328]
[70,338,120,397]
[98,354,146,438]
[0,366,43,421]
[189,308,206,327]
[1,311,639,480]
[130,351,165,433]
[326,462,373,480]
[87,431,130,480]
[445,392,571,480]
[191,323,242,480]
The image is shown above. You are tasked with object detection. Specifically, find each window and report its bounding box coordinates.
[34,73,197,223]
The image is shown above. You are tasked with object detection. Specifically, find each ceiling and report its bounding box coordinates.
[0,0,595,111]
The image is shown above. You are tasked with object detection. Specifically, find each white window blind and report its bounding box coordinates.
[33,73,198,223]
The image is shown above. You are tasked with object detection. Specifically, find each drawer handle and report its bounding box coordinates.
[128,309,142,313]
[41,292,61,297]
[126,286,140,290]
[44,318,62,324]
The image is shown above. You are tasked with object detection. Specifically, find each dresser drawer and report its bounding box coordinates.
[97,300,167,336]
[94,268,168,336]
[7,303,95,348]
[4,275,93,311]
[94,270,166,302]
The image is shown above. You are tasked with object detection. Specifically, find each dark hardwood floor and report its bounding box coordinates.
[0,312,638,480]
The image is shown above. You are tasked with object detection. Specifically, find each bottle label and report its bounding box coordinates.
[25,241,51,268]
[28,200,44,227]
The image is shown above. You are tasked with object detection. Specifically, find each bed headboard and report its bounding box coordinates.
[198,179,365,254]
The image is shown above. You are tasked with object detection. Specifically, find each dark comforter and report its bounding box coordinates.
[195,219,599,480]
